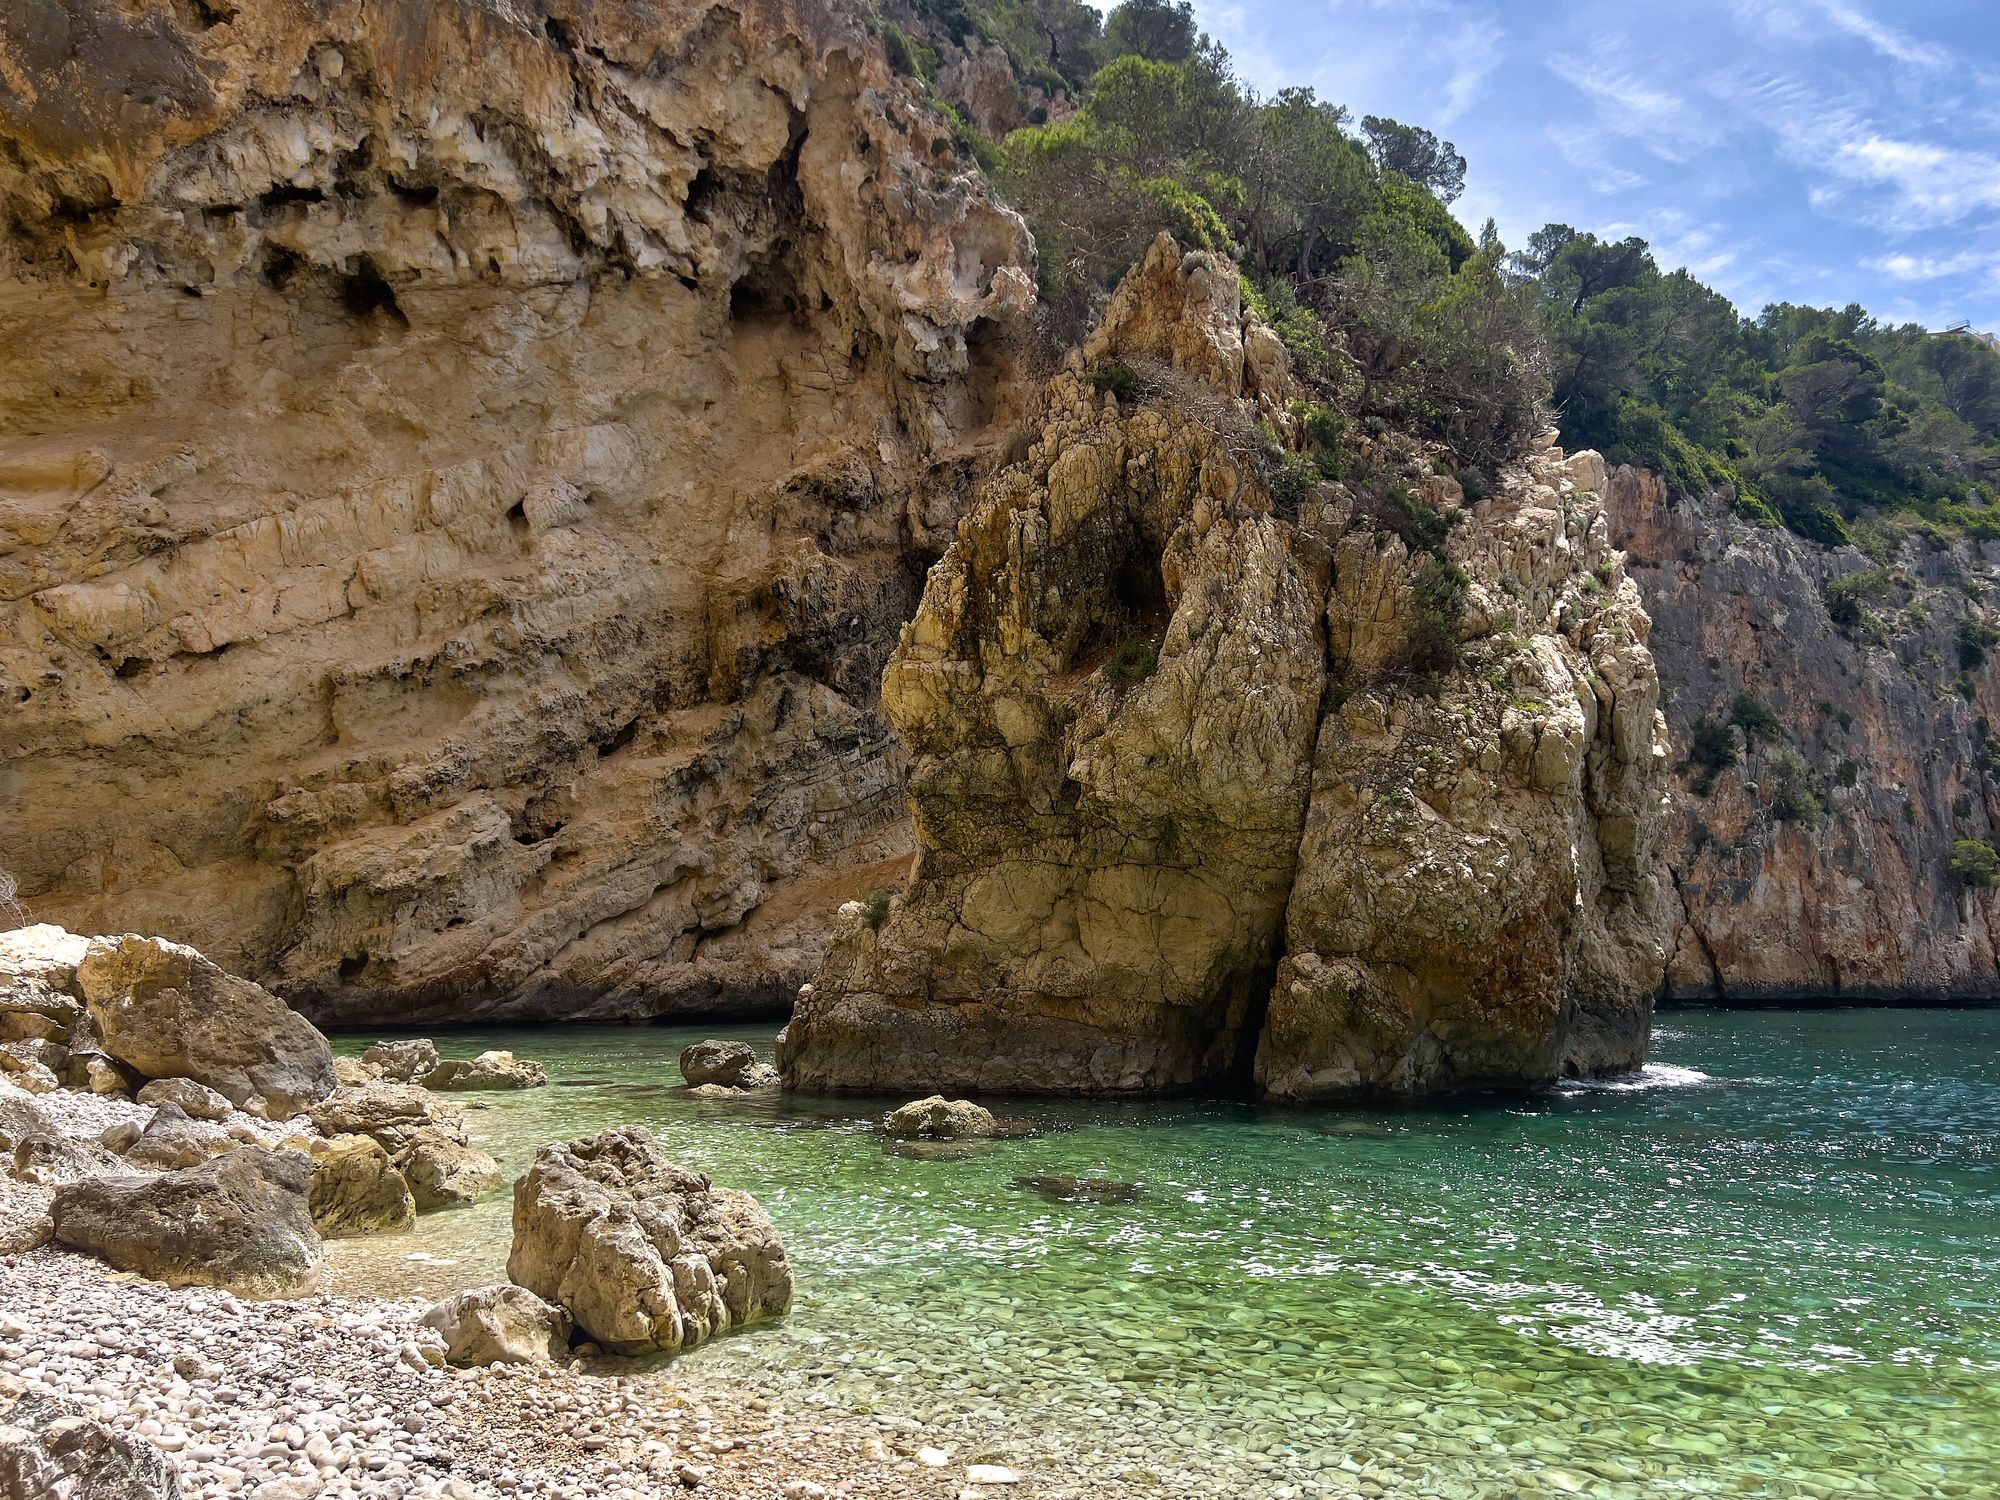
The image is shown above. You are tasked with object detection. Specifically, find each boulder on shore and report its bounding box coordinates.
[420,1285,573,1367]
[135,1078,233,1121]
[73,935,335,1119]
[0,1176,53,1253]
[51,1148,325,1298]
[0,925,88,1044]
[308,1134,416,1238]
[0,1392,181,1497]
[121,1102,237,1171]
[508,1126,791,1356]
[427,1050,549,1092]
[305,1083,503,1211]
[679,1040,779,1091]
[882,1097,999,1139]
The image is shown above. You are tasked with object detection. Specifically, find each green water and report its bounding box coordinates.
[331,1010,2000,1498]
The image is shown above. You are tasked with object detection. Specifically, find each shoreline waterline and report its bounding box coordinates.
[314,1008,2000,1498]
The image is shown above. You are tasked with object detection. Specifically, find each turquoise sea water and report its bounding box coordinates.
[330,1010,2000,1498]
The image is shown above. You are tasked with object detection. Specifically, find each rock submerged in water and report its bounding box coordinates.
[361,1037,439,1085]
[882,1097,1000,1139]
[679,1040,780,1092]
[73,934,335,1118]
[427,1049,550,1092]
[1012,1175,1145,1205]
[420,1285,573,1367]
[50,1147,325,1298]
[507,1125,792,1356]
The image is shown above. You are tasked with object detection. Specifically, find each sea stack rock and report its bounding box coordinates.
[783,236,1669,1099]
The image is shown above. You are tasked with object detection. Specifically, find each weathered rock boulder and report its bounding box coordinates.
[0,1177,52,1253]
[50,1149,324,1297]
[134,1078,234,1122]
[121,1103,238,1172]
[882,1097,999,1139]
[679,1040,779,1091]
[420,1285,573,1367]
[427,1051,549,1092]
[0,1047,57,1095]
[307,1134,416,1239]
[401,1129,507,1212]
[0,1393,181,1497]
[11,1132,126,1190]
[0,926,86,1043]
[361,1039,439,1086]
[0,0,1033,1030]
[784,238,1669,1099]
[508,1126,792,1355]
[305,1083,502,1210]
[73,936,334,1119]
[333,1057,380,1088]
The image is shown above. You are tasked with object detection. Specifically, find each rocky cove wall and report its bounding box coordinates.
[0,0,1036,1024]
[1608,470,2000,1001]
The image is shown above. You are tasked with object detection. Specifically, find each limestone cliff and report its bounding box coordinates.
[0,0,1033,1023]
[1609,472,2000,1001]
[782,236,1670,1098]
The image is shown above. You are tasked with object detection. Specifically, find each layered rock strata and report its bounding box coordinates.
[0,0,1033,1025]
[1609,472,2000,1000]
[783,236,1670,1098]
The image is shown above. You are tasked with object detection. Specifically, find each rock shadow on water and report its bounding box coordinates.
[1011,1174,1145,1205]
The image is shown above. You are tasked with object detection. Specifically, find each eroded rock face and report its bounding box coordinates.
[50,1148,325,1297]
[785,241,1327,1094]
[1609,472,2000,999]
[0,0,1031,1027]
[784,237,1669,1098]
[508,1125,792,1355]
[74,935,335,1119]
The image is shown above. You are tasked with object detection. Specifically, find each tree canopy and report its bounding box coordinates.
[896,0,2000,541]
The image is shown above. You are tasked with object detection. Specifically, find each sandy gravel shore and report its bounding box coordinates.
[1,1245,1033,1500]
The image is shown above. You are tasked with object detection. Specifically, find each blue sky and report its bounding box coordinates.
[1185,0,2000,331]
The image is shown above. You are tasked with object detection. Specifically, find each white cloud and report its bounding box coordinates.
[1544,52,1727,164]
[1808,0,1949,70]
[1865,248,2000,284]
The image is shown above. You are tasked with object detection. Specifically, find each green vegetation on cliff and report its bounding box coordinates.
[893,0,2000,541]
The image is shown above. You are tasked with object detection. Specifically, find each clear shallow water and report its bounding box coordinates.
[330,1010,2000,1497]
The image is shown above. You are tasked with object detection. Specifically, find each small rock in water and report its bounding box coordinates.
[966,1463,1021,1484]
[1011,1175,1143,1204]
[882,1097,999,1139]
